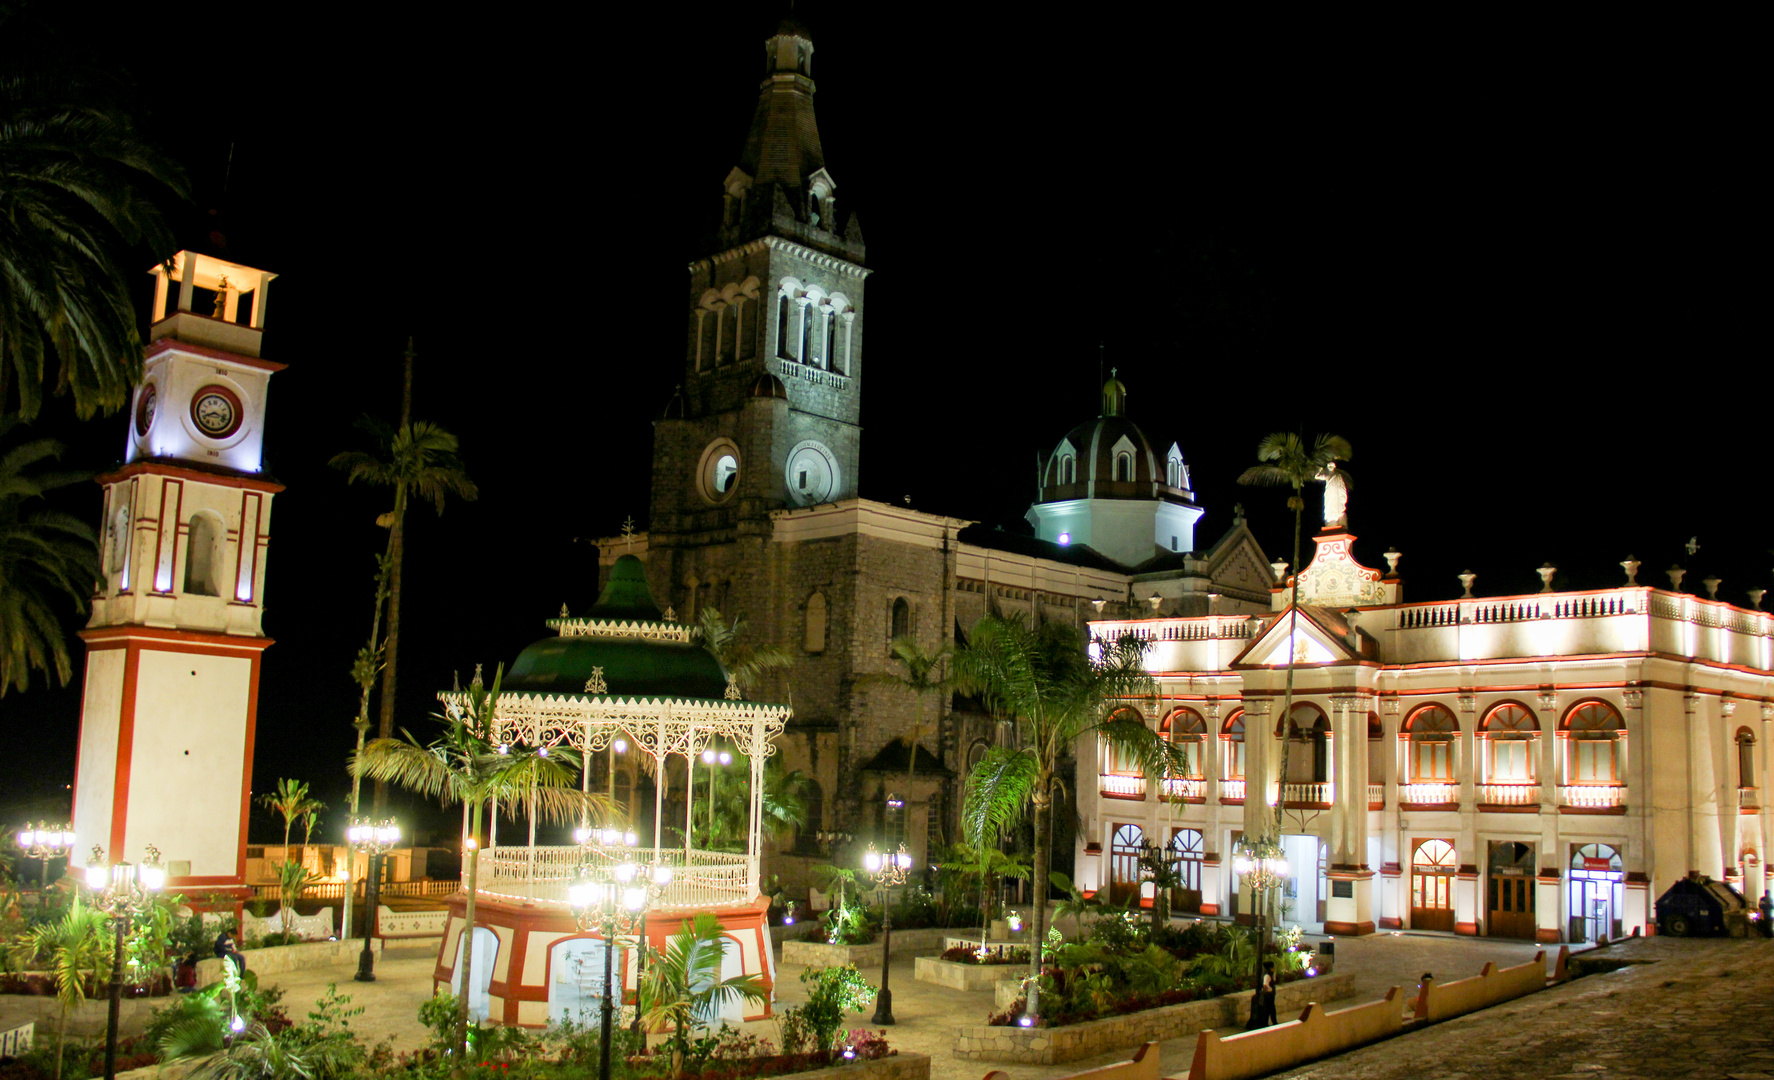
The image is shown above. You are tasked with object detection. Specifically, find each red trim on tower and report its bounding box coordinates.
[98,461,284,494]
[144,334,288,372]
[81,626,273,653]
[237,650,263,884]
[110,640,142,855]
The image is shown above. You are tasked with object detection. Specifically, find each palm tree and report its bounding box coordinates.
[8,895,109,1079]
[953,615,1181,1020]
[352,664,611,1059]
[638,912,768,1077]
[255,778,323,859]
[1236,432,1351,834]
[694,606,792,695]
[341,548,392,939]
[0,415,97,695]
[863,636,956,845]
[331,418,478,811]
[274,860,315,939]
[0,55,187,420]
[940,839,1029,946]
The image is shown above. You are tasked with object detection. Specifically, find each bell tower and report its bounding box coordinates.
[652,17,869,543]
[73,250,283,895]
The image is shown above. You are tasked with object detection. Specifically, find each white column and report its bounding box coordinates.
[176,252,197,313]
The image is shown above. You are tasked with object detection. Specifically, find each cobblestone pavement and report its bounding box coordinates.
[260,944,439,1053]
[1270,936,1774,1080]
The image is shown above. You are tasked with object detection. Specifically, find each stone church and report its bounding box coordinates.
[595,18,1276,890]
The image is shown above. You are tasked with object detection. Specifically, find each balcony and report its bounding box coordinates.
[1400,782,1459,808]
[1281,781,1332,807]
[477,845,754,911]
[1743,786,1760,811]
[1478,783,1541,809]
[1560,784,1626,811]
[1221,779,1246,803]
[1160,778,1207,802]
[1099,773,1147,800]
[1368,783,1384,809]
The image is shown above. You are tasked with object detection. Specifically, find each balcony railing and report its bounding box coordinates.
[1161,778,1206,801]
[1743,786,1760,810]
[1282,781,1332,806]
[1221,779,1246,802]
[477,845,755,910]
[1478,783,1541,807]
[1100,773,1147,799]
[1560,784,1627,809]
[1401,782,1458,806]
[1368,782,1384,809]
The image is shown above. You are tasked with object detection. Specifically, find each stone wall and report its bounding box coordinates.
[794,1051,928,1080]
[780,927,964,969]
[194,937,383,983]
[914,957,1023,992]
[952,971,1356,1064]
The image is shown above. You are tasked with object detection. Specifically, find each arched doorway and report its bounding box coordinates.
[548,935,623,1025]
[1569,843,1623,943]
[1411,839,1457,932]
[1487,840,1537,939]
[1109,823,1144,907]
[451,926,498,1022]
[1169,828,1204,913]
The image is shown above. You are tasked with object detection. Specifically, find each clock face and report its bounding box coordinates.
[134,383,157,436]
[190,385,243,439]
[785,441,839,506]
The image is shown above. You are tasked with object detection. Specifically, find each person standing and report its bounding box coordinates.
[1758,892,1772,938]
[1246,962,1279,1029]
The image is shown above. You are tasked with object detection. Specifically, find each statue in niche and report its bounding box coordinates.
[1318,462,1348,530]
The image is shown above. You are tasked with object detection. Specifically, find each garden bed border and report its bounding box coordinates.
[781,928,979,968]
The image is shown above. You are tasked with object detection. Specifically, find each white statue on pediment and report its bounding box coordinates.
[1318,462,1348,530]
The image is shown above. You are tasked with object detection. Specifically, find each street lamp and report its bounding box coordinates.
[861,842,912,1025]
[347,818,400,982]
[569,836,672,1080]
[15,822,76,891]
[1233,836,1289,1000]
[85,844,164,1080]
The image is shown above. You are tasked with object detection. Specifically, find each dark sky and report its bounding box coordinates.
[3,6,1759,836]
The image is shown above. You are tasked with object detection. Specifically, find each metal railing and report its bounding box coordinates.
[477,845,754,910]
[1477,783,1540,806]
[1561,784,1626,809]
[1401,782,1458,805]
[1160,778,1206,801]
[1099,773,1147,798]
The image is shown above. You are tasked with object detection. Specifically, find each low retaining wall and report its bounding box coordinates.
[378,904,448,938]
[1186,987,1403,1080]
[0,994,161,1040]
[915,957,1024,992]
[1415,951,1547,1022]
[794,1051,931,1080]
[195,937,384,983]
[985,1041,1160,1080]
[781,928,977,968]
[953,972,1355,1064]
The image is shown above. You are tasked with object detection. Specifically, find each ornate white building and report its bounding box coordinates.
[1074,516,1770,944]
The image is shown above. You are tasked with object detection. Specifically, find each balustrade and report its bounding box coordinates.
[1743,786,1760,810]
[1160,777,1206,801]
[1281,781,1332,805]
[1477,783,1541,807]
[1559,784,1627,809]
[476,844,754,909]
[1221,779,1246,802]
[1099,773,1147,798]
[1401,782,1458,806]
[1367,782,1384,808]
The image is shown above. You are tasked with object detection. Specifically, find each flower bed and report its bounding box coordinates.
[952,971,1356,1064]
[780,928,974,968]
[914,957,1026,992]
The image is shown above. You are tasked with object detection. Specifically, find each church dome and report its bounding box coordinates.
[1036,375,1191,504]
[501,555,731,700]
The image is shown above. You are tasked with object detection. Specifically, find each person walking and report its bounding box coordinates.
[1758,892,1772,938]
[1246,962,1279,1029]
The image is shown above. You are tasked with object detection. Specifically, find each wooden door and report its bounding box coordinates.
[1411,839,1457,932]
[1109,824,1143,907]
[1488,874,1536,938]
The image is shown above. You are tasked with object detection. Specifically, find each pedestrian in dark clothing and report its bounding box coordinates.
[1759,893,1773,938]
[1246,962,1279,1029]
[215,930,246,975]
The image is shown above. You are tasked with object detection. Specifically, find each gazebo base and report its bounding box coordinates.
[432,891,776,1028]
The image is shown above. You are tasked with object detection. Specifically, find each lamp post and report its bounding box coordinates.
[15,822,76,891]
[861,842,912,1025]
[700,746,731,847]
[1233,836,1289,1001]
[347,818,400,982]
[568,834,671,1080]
[85,844,164,1080]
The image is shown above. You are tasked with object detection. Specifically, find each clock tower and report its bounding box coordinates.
[650,18,868,550]
[73,250,282,896]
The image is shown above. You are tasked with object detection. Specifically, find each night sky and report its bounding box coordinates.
[3,7,1757,840]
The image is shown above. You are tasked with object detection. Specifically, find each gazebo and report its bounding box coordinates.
[431,555,791,1028]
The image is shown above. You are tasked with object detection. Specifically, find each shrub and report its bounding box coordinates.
[797,965,875,1057]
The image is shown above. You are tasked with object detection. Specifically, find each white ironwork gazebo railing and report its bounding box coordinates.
[1560,784,1627,809]
[478,845,755,910]
[1099,773,1147,798]
[1478,783,1540,806]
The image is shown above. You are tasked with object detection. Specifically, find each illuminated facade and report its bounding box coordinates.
[1075,526,1770,943]
[73,251,282,897]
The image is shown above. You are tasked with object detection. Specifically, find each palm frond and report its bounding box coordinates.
[960,745,1038,847]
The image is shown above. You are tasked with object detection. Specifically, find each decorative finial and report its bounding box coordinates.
[1233,502,1246,523]
[724,675,742,701]
[1383,549,1402,575]
[211,275,230,317]
[620,516,637,554]
[1537,563,1557,593]
[1458,570,1477,599]
[471,663,484,690]
[1270,559,1289,583]
[664,605,675,621]
[1667,565,1686,592]
[1749,589,1766,610]
[584,666,607,694]
[1621,555,1640,585]
[1686,536,1701,557]
[560,602,570,618]
[1704,576,1722,600]
[452,669,460,692]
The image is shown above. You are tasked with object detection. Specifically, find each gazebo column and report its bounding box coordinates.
[749,715,767,894]
[685,749,696,855]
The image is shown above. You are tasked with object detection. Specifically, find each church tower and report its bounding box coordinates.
[651,17,868,550]
[73,251,282,895]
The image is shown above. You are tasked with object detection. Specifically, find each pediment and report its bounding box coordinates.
[1233,606,1359,668]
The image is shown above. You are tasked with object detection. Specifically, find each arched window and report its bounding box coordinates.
[1277,704,1330,783]
[889,597,911,645]
[1167,457,1181,487]
[1169,828,1204,912]
[1403,704,1458,782]
[776,293,792,359]
[1109,823,1144,906]
[1222,710,1246,780]
[965,739,989,775]
[1061,455,1075,485]
[1161,709,1206,778]
[804,592,827,653]
[183,513,222,597]
[1114,452,1133,482]
[1481,703,1539,783]
[1561,701,1625,785]
[109,505,130,576]
[1103,707,1146,776]
[1740,728,1758,791]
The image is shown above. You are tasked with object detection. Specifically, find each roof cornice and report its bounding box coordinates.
[689,235,870,279]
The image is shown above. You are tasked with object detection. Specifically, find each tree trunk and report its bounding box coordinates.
[1272,501,1305,839]
[1027,782,1050,1019]
[343,537,392,939]
[375,498,407,815]
[459,799,481,1059]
